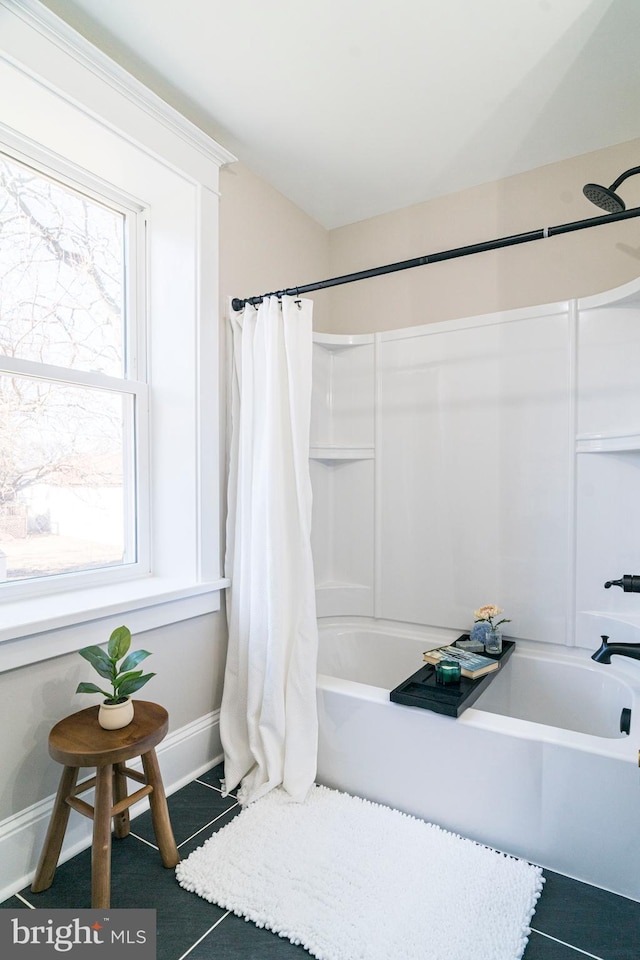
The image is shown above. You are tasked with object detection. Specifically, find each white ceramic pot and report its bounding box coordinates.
[98,697,134,730]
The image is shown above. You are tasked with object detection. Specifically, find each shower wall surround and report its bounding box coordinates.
[310,277,640,648]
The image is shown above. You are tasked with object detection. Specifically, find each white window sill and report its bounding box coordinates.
[0,576,230,671]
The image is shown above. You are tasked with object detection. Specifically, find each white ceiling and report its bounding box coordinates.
[39,0,640,229]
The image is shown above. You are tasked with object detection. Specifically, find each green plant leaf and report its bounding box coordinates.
[119,649,151,674]
[76,681,111,698]
[113,669,143,691]
[117,672,156,698]
[108,625,131,661]
[78,646,113,680]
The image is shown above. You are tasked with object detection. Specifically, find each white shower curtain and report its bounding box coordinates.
[220,295,319,805]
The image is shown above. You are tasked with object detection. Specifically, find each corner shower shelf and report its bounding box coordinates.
[310,446,375,461]
[576,433,640,453]
[390,639,516,718]
[313,332,375,350]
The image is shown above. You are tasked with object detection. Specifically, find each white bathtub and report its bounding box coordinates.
[316,617,640,901]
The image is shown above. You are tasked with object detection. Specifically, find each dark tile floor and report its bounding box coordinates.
[2,762,638,959]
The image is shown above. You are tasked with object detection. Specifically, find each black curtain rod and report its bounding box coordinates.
[231,206,640,312]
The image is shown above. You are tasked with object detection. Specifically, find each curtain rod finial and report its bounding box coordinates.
[231,298,244,311]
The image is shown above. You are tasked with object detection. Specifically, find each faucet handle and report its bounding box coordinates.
[591,635,611,663]
[604,575,640,592]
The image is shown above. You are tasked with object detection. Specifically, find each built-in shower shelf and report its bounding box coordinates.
[310,446,375,461]
[576,433,640,453]
[313,332,375,350]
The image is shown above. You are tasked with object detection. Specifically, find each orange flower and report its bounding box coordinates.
[473,604,511,628]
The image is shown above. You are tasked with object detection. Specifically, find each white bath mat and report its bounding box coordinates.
[176,784,543,960]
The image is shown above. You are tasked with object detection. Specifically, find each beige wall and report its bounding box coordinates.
[0,160,330,826]
[219,161,331,326]
[322,138,640,334]
[0,615,227,818]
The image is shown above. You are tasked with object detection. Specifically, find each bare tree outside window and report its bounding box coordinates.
[0,153,135,581]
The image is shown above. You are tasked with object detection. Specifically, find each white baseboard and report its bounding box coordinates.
[0,709,222,904]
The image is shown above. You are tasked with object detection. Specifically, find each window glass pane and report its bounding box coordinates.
[0,153,125,376]
[0,374,135,581]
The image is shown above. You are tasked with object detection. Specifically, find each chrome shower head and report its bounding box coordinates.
[583,182,625,213]
[583,166,640,213]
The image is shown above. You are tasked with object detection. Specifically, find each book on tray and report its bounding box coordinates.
[422,644,500,679]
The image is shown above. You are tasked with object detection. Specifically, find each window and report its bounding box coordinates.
[0,3,233,667]
[0,150,147,591]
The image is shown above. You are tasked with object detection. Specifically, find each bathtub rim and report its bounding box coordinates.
[316,616,640,762]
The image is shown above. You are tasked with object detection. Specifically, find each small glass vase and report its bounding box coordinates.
[484,626,503,655]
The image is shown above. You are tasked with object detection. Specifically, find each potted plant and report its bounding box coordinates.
[76,625,155,730]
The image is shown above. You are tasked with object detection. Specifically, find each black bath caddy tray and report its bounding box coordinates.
[389,637,516,718]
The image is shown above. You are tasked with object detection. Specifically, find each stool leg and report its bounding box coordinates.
[112,763,130,839]
[92,764,113,909]
[31,765,79,893]
[141,748,180,867]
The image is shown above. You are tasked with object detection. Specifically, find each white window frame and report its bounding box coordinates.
[0,142,151,599]
[0,0,235,669]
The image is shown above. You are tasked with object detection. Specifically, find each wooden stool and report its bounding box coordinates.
[31,700,180,908]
